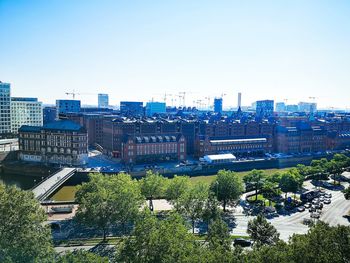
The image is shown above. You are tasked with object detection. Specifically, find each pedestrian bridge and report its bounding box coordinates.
[32,168,76,202]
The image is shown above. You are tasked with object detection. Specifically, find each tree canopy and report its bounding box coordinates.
[117,210,201,263]
[243,169,266,201]
[75,173,143,239]
[0,184,54,263]
[210,170,244,211]
[247,214,280,247]
[140,171,167,211]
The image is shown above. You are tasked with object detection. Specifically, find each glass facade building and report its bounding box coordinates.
[0,81,11,135]
[11,97,43,133]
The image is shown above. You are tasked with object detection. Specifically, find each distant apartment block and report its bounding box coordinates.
[98,93,109,108]
[120,101,143,116]
[298,102,317,113]
[145,102,166,116]
[256,100,274,117]
[286,104,299,112]
[18,120,88,166]
[11,97,43,133]
[0,81,11,136]
[56,100,81,117]
[275,102,286,112]
[43,106,57,124]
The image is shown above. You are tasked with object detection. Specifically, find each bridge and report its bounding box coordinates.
[32,168,76,202]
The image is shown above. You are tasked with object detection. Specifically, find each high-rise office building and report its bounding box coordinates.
[145,102,166,116]
[11,97,43,133]
[237,92,242,108]
[43,106,57,124]
[98,93,109,108]
[0,81,11,135]
[56,100,81,117]
[120,101,144,116]
[214,98,223,113]
[256,100,274,117]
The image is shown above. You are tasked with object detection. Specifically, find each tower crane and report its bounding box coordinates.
[65,90,80,100]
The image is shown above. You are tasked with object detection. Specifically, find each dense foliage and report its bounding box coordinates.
[0,184,54,263]
[210,170,244,211]
[75,173,143,239]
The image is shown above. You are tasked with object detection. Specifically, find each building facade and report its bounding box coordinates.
[298,102,317,113]
[145,102,166,116]
[18,120,88,166]
[0,81,11,136]
[120,101,144,116]
[256,100,274,117]
[98,94,109,108]
[196,136,271,157]
[43,106,57,124]
[121,134,186,164]
[11,97,43,133]
[275,102,286,112]
[56,100,81,117]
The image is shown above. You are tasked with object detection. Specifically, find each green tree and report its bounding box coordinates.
[202,193,221,231]
[288,222,350,263]
[140,171,167,211]
[176,182,209,233]
[207,218,231,251]
[343,186,350,200]
[243,169,266,201]
[247,214,280,247]
[210,170,244,212]
[117,210,200,263]
[327,159,344,185]
[0,184,54,263]
[165,175,190,206]
[75,173,142,240]
[56,250,108,263]
[262,181,279,207]
[279,171,300,200]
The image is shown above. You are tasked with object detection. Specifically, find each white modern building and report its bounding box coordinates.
[0,81,11,136]
[11,97,43,133]
[203,153,236,164]
[98,93,109,108]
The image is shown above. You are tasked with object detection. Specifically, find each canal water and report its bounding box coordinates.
[0,172,37,190]
[0,172,80,201]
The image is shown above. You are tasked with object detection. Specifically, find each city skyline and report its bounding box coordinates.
[1,1,350,109]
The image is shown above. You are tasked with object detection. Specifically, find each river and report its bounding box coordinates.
[0,172,77,201]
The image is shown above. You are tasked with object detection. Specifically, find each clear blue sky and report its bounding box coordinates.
[1,0,350,109]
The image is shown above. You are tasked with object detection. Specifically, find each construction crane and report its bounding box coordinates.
[65,90,80,100]
[205,96,212,110]
[309,96,316,102]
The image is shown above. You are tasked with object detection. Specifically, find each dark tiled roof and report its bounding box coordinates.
[18,125,42,133]
[19,120,85,133]
[43,120,84,132]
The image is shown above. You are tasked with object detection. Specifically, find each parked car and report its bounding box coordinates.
[315,203,323,209]
[297,206,306,212]
[324,198,331,204]
[234,238,252,247]
[309,206,316,213]
[311,212,320,219]
[312,199,319,205]
[304,202,311,208]
[325,193,332,198]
